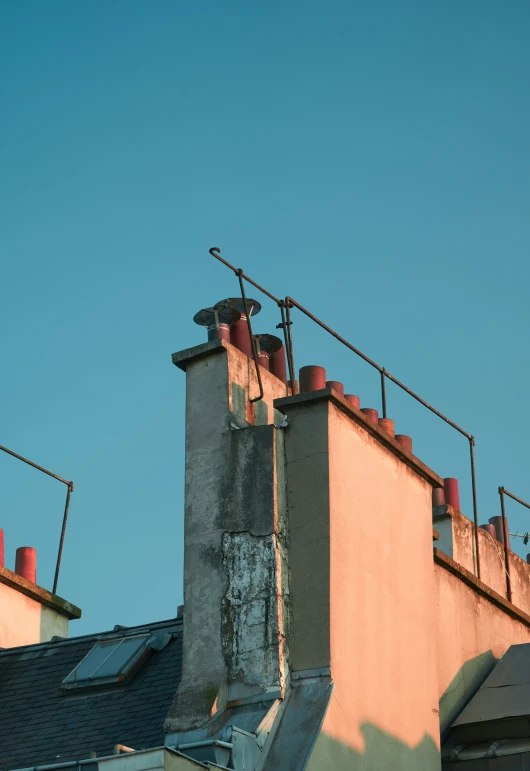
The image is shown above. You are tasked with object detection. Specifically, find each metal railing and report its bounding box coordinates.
[210,246,482,578]
[0,444,73,594]
[497,487,530,603]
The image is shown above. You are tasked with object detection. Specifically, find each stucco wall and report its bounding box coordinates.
[324,404,440,768]
[283,396,441,770]
[0,582,68,648]
[434,561,530,737]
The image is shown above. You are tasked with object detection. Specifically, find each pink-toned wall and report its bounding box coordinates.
[434,562,530,735]
[0,582,69,647]
[435,505,530,617]
[0,582,41,648]
[282,394,442,770]
[322,404,440,759]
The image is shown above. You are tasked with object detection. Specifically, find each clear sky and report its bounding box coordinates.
[1,1,530,635]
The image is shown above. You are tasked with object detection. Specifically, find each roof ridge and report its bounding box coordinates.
[0,616,182,657]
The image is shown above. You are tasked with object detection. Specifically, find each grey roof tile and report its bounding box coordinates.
[0,617,183,769]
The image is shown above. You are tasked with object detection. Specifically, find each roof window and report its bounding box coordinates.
[62,633,152,690]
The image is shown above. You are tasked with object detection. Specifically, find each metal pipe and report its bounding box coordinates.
[0,444,71,487]
[53,483,73,594]
[498,487,512,602]
[0,443,74,592]
[501,488,530,511]
[279,301,296,391]
[285,300,297,393]
[470,438,480,580]
[284,296,473,440]
[236,270,264,403]
[381,369,387,418]
[209,248,281,304]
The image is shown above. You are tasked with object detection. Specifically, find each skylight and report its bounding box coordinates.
[62,634,151,689]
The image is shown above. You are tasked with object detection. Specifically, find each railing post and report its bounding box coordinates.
[381,369,387,418]
[285,299,297,394]
[498,486,512,602]
[470,437,481,580]
[53,482,73,594]
[236,269,264,403]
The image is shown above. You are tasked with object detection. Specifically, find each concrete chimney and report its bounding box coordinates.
[168,334,444,768]
[168,338,289,737]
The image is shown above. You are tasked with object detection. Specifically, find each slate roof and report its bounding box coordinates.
[0,616,182,769]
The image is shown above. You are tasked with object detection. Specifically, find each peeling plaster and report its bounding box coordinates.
[221,532,286,690]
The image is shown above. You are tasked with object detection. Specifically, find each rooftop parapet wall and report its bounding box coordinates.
[0,564,81,648]
[434,504,530,617]
[434,551,530,738]
[276,388,442,771]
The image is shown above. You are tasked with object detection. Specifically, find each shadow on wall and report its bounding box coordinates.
[439,649,498,739]
[306,724,440,771]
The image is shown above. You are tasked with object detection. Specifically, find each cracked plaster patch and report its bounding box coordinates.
[221,531,283,686]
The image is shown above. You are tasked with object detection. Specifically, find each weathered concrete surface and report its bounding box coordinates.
[166,342,289,735]
[280,394,441,770]
[0,567,79,648]
[221,532,286,697]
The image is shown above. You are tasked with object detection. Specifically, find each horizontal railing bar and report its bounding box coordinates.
[286,296,472,440]
[499,487,530,511]
[0,444,72,488]
[286,296,382,372]
[209,248,281,305]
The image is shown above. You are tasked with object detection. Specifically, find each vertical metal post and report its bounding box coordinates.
[279,301,296,391]
[498,486,512,602]
[237,269,264,403]
[469,437,481,580]
[285,299,297,394]
[381,369,387,418]
[53,483,73,594]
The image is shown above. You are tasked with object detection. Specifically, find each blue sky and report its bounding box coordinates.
[1,1,529,634]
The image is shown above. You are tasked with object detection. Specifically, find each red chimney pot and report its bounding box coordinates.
[489,516,510,549]
[299,366,326,393]
[270,344,287,383]
[15,547,36,584]
[326,381,345,398]
[344,394,361,409]
[432,488,445,507]
[444,478,461,512]
[395,434,413,453]
[480,523,497,539]
[361,408,379,425]
[378,418,395,437]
